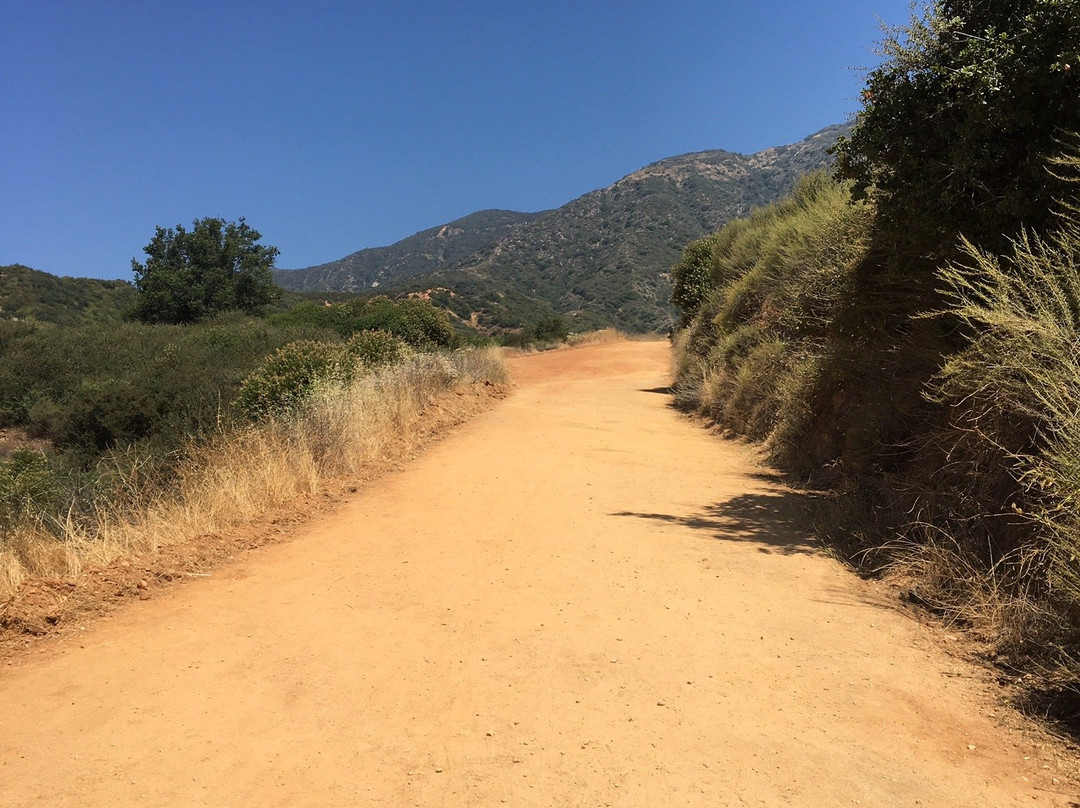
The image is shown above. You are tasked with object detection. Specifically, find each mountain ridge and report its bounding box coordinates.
[273,209,549,293]
[276,124,849,331]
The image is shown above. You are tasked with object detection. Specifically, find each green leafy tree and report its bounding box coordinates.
[132,217,281,324]
[531,315,570,343]
[834,0,1080,254]
[670,235,719,327]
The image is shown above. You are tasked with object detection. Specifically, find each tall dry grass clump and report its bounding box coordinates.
[567,328,625,346]
[917,216,1080,673]
[0,347,505,598]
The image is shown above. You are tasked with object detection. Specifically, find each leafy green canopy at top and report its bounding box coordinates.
[834,0,1080,255]
[132,217,281,324]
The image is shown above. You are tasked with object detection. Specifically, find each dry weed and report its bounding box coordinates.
[0,349,506,599]
[567,328,625,346]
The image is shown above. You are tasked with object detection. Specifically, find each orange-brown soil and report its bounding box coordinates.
[0,341,1077,806]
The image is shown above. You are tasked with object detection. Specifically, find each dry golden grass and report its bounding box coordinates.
[567,328,625,347]
[0,348,506,599]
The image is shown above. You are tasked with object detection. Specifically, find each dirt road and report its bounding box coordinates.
[1,341,1076,806]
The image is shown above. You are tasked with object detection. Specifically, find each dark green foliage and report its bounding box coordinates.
[0,264,137,326]
[834,0,1080,254]
[498,315,573,348]
[133,218,281,324]
[0,316,338,459]
[531,315,570,344]
[815,0,1080,491]
[0,293,446,461]
[274,296,457,349]
[236,340,349,421]
[670,237,719,327]
[345,330,408,368]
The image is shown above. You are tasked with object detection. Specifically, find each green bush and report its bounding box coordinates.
[345,330,408,369]
[531,316,570,344]
[673,172,872,461]
[0,316,341,458]
[275,296,457,349]
[929,217,1080,617]
[0,449,62,531]
[236,340,349,421]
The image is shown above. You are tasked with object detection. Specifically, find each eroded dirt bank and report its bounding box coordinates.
[0,341,1076,806]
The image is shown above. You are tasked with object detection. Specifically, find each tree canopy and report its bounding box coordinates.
[834,0,1080,254]
[132,217,280,324]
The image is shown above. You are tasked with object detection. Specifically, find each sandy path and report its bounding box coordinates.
[0,340,1076,807]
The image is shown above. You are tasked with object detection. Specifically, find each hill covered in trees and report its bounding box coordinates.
[276,126,846,332]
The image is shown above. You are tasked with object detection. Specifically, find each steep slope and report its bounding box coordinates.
[274,209,548,293]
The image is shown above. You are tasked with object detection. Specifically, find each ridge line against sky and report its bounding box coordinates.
[1,0,914,281]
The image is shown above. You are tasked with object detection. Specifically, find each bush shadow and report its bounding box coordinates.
[613,490,818,555]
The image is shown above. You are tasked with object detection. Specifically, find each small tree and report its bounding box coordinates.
[132,217,280,324]
[531,315,570,343]
[670,236,718,328]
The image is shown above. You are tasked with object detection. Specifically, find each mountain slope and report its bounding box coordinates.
[274,209,548,293]
[278,125,847,331]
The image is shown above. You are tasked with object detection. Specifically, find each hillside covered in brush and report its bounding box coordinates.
[276,126,846,332]
[0,264,137,326]
[273,210,547,293]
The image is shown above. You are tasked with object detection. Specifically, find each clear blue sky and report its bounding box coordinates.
[1,0,913,280]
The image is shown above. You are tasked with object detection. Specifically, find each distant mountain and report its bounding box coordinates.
[274,209,548,293]
[0,264,137,326]
[277,124,848,332]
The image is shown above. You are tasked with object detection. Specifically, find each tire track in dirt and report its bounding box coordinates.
[0,340,1076,806]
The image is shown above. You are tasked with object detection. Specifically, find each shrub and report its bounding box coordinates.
[0,316,342,458]
[275,296,457,349]
[928,217,1080,625]
[236,340,348,421]
[0,450,61,532]
[531,315,570,344]
[672,172,872,457]
[345,330,408,369]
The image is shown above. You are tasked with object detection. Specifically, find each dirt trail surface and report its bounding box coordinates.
[1,340,1077,807]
